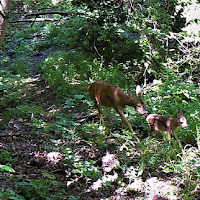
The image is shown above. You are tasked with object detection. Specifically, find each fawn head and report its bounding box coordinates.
[177,109,188,129]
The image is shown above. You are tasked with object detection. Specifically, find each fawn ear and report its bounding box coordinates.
[136,85,142,97]
[178,108,183,116]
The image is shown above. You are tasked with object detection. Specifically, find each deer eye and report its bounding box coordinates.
[180,122,183,124]
[137,105,141,108]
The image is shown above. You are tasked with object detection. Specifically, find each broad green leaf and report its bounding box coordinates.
[42,172,56,180]
[163,167,174,173]
[0,165,15,173]
[68,196,78,200]
[174,164,184,170]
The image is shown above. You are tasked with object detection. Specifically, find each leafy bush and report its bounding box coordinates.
[0,188,23,200]
[140,138,181,172]
[0,149,17,164]
[39,49,93,87]
[15,179,50,199]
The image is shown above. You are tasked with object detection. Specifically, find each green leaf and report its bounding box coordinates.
[0,165,15,173]
[112,133,132,140]
[68,196,78,200]
[197,167,200,173]
[163,167,174,173]
[72,169,81,173]
[112,133,121,138]
[42,173,56,180]
[174,164,184,170]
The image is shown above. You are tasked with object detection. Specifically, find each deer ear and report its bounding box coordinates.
[178,108,183,116]
[136,85,142,97]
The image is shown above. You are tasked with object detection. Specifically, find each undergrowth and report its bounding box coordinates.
[0,0,199,199]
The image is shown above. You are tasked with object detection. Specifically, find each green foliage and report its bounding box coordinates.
[0,149,18,164]
[0,188,23,200]
[15,179,49,199]
[0,71,21,102]
[72,159,100,178]
[38,49,130,97]
[12,0,71,12]
[6,105,44,119]
[0,177,64,200]
[0,165,15,173]
[38,50,93,95]
[62,146,100,179]
[68,196,78,200]
[140,138,181,172]
[0,0,199,199]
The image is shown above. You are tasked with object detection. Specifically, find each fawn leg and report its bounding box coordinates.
[173,133,182,148]
[148,128,153,137]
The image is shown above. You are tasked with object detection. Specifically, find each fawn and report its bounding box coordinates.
[146,109,188,139]
[88,81,148,133]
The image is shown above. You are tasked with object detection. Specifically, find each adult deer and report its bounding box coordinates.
[88,81,148,134]
[146,109,188,142]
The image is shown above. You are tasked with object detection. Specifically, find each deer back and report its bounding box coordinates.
[88,82,147,114]
[88,82,133,109]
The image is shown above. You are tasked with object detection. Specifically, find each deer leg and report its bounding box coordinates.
[95,103,104,124]
[148,128,153,137]
[117,110,133,132]
[165,126,172,143]
[166,127,172,136]
[116,110,140,142]
[147,119,154,137]
[173,133,182,147]
[94,95,104,124]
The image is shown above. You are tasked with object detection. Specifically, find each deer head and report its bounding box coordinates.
[177,109,188,129]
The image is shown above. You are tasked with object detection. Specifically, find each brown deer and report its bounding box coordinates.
[88,82,148,133]
[146,109,188,139]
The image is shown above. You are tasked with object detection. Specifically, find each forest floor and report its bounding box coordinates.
[0,107,183,200]
[1,47,200,200]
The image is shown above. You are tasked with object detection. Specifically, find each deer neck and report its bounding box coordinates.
[125,95,137,107]
[170,118,179,131]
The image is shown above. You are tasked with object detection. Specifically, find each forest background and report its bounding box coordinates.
[0,0,200,199]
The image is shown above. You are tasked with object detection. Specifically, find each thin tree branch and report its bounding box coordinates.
[10,18,61,23]
[24,11,70,17]
[94,43,104,68]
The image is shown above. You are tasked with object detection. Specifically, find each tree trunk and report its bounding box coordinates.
[0,0,11,48]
